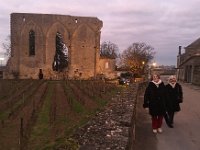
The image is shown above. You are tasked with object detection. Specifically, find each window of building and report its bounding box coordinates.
[29,30,35,56]
[105,62,109,69]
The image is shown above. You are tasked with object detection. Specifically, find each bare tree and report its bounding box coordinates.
[121,42,155,74]
[2,35,11,57]
[100,41,119,59]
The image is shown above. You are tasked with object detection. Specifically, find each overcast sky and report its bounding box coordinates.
[1,0,200,65]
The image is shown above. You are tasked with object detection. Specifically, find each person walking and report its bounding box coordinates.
[143,74,166,133]
[165,75,183,128]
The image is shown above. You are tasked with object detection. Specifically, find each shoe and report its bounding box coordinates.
[157,128,162,133]
[167,123,174,128]
[153,129,157,133]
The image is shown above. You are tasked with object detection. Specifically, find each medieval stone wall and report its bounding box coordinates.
[4,13,118,80]
[98,58,117,79]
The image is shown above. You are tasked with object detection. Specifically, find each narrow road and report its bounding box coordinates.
[134,81,200,150]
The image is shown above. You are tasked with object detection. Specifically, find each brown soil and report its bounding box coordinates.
[0,80,117,149]
[0,81,47,150]
[69,82,98,110]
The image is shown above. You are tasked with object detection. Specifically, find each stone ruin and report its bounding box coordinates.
[4,13,116,80]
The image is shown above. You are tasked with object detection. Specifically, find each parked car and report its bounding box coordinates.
[118,78,130,85]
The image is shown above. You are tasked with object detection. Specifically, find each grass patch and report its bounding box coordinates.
[71,98,84,113]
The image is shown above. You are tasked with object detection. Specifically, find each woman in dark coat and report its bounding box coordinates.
[165,75,183,127]
[143,74,166,133]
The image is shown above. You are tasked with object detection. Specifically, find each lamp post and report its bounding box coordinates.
[152,62,156,67]
[0,58,4,67]
[141,61,146,80]
[152,62,157,75]
[148,62,157,80]
[148,65,151,80]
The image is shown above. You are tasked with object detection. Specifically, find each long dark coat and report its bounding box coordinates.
[143,81,166,116]
[165,83,183,112]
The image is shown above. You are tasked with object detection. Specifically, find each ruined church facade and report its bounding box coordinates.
[4,13,116,79]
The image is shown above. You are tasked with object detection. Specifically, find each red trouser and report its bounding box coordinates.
[152,116,163,129]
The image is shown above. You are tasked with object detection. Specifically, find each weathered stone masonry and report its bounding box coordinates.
[177,38,200,85]
[5,13,116,79]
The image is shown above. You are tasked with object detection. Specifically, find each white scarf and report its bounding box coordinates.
[152,79,162,87]
[169,82,176,88]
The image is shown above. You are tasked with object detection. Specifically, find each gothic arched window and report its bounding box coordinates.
[52,32,68,71]
[29,30,35,56]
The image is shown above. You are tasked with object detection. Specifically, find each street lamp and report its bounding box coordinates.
[141,61,148,80]
[152,62,156,67]
[151,62,157,76]
[0,57,4,66]
[142,61,145,65]
[147,62,157,80]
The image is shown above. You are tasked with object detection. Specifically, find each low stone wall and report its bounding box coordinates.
[72,83,140,149]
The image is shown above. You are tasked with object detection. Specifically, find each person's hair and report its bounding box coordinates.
[168,75,176,82]
[150,74,160,81]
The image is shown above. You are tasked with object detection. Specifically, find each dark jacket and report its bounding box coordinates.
[165,83,183,112]
[143,81,166,116]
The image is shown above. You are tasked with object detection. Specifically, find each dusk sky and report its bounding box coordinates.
[1,0,200,66]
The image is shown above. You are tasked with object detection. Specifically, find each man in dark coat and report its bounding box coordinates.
[165,75,183,127]
[143,74,166,133]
